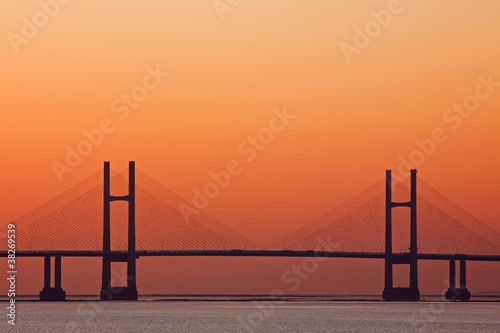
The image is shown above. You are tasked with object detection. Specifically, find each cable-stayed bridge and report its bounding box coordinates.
[2,162,500,301]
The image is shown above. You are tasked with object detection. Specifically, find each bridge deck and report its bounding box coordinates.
[2,250,500,262]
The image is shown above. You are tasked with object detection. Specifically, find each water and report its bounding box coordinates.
[3,298,500,332]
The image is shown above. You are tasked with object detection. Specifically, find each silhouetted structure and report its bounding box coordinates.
[100,161,138,301]
[445,259,471,301]
[383,170,420,301]
[3,163,500,302]
[39,256,66,301]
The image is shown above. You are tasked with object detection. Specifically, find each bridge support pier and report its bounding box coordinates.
[445,259,470,301]
[40,256,66,301]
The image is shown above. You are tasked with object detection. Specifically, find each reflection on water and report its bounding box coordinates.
[2,297,500,332]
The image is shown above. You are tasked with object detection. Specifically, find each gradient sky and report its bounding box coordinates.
[1,0,500,295]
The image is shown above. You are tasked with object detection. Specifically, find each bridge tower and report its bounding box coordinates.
[383,169,420,301]
[100,161,138,301]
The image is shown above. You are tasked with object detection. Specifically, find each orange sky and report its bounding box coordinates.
[1,0,500,295]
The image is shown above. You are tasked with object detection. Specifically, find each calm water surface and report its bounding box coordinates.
[4,299,500,332]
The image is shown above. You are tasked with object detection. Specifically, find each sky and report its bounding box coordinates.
[1,0,500,295]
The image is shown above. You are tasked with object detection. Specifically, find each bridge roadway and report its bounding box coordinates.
[2,250,500,262]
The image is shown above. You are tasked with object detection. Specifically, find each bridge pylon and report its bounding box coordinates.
[383,169,420,301]
[100,161,138,301]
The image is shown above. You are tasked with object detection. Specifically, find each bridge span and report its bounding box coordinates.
[3,250,500,262]
[4,162,500,301]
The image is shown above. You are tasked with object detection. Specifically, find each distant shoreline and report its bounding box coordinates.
[1,294,500,302]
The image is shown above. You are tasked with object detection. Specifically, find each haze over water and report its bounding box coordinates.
[7,298,500,332]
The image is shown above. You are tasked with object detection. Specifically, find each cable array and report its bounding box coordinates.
[3,169,500,256]
[130,169,259,251]
[271,177,500,255]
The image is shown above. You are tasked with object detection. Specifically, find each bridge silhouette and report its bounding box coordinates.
[2,162,500,301]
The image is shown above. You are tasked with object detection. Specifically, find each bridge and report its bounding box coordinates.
[2,162,500,301]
